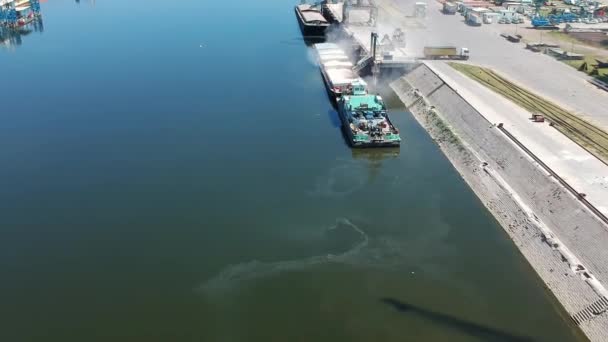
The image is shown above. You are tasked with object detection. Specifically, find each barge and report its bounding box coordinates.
[314,43,401,148]
[338,80,401,147]
[294,4,329,39]
[314,43,358,99]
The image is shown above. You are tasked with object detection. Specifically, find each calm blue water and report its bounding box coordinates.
[0,1,583,341]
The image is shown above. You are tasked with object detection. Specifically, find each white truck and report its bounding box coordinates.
[423,46,470,60]
[483,12,497,24]
[414,2,427,18]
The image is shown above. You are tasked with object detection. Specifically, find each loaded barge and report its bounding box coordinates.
[294,4,329,39]
[314,43,401,148]
[315,43,358,99]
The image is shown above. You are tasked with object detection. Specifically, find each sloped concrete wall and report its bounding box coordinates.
[392,64,608,341]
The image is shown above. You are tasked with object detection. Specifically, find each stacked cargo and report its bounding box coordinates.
[314,43,360,99]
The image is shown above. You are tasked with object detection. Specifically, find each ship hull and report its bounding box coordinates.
[294,7,329,40]
[318,69,341,105]
[337,101,401,148]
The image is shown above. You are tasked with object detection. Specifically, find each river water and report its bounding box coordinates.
[0,0,584,341]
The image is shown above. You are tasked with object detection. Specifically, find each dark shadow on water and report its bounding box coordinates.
[303,37,326,47]
[327,108,341,128]
[278,37,323,47]
[352,148,399,162]
[352,148,399,182]
[380,298,535,342]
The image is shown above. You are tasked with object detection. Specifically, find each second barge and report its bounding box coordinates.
[315,43,358,99]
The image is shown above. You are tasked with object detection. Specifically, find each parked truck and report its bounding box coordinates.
[467,11,482,26]
[443,2,457,14]
[423,46,469,60]
[483,12,497,24]
[414,2,427,17]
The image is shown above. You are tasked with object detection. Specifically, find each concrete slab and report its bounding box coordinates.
[425,60,608,216]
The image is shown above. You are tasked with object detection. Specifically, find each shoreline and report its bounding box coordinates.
[391,63,608,341]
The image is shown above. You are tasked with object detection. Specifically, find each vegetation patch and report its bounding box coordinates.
[563,55,608,83]
[420,104,465,152]
[548,31,608,51]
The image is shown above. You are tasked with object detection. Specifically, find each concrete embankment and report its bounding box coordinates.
[391,63,608,341]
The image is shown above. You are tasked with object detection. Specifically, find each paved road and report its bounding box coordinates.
[375,0,608,131]
[427,60,608,216]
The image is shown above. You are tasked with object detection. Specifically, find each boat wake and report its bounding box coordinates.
[199,218,368,296]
